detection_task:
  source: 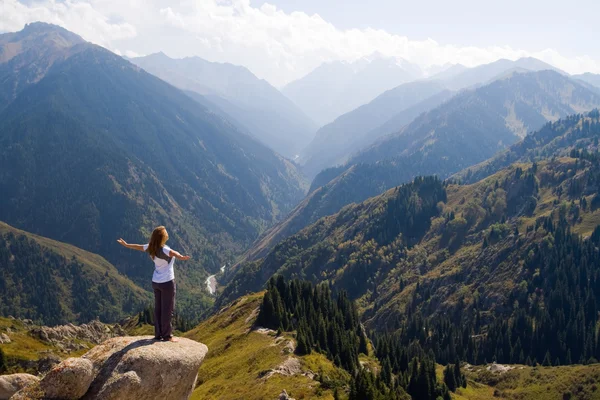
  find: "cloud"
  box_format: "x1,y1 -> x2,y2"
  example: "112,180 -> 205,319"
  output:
2,0 -> 600,86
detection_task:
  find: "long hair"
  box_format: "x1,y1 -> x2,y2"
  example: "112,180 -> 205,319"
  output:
147,226 -> 168,259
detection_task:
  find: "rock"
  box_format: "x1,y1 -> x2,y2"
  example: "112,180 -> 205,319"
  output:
486,362 -> 514,374
278,389 -> 296,400
0,374 -> 39,400
0,334 -> 10,344
11,358 -> 94,400
261,357 -> 314,380
82,336 -> 207,400
37,354 -> 61,374
28,320 -> 125,351
42,358 -> 94,399
11,336 -> 207,400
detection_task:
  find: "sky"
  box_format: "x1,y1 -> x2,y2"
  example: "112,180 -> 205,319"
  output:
2,0 -> 600,87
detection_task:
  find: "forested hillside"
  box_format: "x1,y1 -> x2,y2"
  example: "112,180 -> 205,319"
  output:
237,75 -> 600,267
131,52 -> 317,158
455,110 -> 600,183
0,23 -> 307,319
222,176 -> 446,304
0,221 -> 148,325
222,154 -> 600,370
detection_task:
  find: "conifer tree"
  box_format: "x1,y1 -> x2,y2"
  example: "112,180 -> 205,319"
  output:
0,347 -> 6,373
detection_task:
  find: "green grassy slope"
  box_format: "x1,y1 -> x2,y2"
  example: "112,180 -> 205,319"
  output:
0,221 -> 149,325
185,293 -> 349,400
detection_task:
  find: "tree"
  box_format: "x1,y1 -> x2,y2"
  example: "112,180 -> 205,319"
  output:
443,364 -> 457,392
0,347 -> 7,373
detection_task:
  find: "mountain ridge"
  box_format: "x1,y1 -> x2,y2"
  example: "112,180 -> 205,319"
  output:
130,52 -> 317,158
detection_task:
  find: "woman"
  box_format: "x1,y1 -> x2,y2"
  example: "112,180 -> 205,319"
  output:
117,226 -> 190,342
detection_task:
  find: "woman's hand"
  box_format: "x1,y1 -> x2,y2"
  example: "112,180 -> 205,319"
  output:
179,255 -> 191,261
117,239 -> 145,251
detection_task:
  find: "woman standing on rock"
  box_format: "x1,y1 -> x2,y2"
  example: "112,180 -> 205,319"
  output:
117,226 -> 190,342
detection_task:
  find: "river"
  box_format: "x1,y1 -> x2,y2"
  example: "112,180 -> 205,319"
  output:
206,265 -> 226,295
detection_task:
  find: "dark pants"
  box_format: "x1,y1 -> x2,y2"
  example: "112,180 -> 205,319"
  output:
152,280 -> 175,339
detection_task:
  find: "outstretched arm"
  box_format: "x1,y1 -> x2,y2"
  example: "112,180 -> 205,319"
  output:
169,249 -> 191,261
117,238 -> 145,251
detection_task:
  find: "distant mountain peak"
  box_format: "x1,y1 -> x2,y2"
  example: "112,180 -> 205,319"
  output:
17,21 -> 85,44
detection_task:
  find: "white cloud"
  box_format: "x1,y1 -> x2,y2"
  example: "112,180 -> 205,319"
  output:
2,0 -> 600,86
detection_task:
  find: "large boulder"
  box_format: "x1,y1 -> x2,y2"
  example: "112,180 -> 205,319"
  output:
11,336 -> 208,400
0,374 -> 39,400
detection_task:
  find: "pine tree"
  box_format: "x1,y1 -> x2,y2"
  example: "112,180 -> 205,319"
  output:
0,347 -> 6,373
359,330 -> 368,355
453,360 -> 462,388
333,387 -> 340,400
543,351 -> 552,366
443,364 -> 457,392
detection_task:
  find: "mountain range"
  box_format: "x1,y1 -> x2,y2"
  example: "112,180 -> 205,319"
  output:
299,80 -> 452,178
222,112 -> 600,361
297,57 -> 573,178
130,52 -> 317,158
237,70 -> 600,264
282,55 -> 422,126
0,22 -> 307,319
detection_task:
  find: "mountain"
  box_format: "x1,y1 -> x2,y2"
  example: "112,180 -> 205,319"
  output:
453,109 -> 600,184
0,221 -> 149,325
573,72 -> 600,89
130,52 -> 317,158
428,63 -> 469,80
0,22 -> 85,110
0,22 -> 306,320
352,70 -> 600,169
233,73 -> 600,274
222,151 -> 600,364
239,162 -> 411,263
282,55 -> 422,126
442,57 -> 565,90
299,80 -> 452,177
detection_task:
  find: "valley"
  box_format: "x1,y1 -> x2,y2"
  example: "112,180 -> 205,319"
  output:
2,14 -> 600,400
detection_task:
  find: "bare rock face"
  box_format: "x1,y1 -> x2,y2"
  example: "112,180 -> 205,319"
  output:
28,320 -> 125,352
81,336 -> 207,400
42,358 -> 94,399
278,389 -> 296,400
10,336 -> 208,400
0,334 -> 10,344
0,374 -> 39,400
10,358 -> 93,400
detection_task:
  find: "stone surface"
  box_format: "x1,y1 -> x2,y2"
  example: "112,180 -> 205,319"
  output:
82,336 -> 208,400
278,389 -> 296,400
0,334 -> 10,344
28,320 -> 125,352
42,358 -> 94,399
10,336 -> 207,400
36,354 -> 61,374
0,374 -> 39,400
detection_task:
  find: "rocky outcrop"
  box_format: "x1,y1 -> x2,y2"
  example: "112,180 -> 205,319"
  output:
28,320 -> 125,352
278,389 -> 296,400
10,336 -> 208,400
0,334 -> 10,344
0,374 -> 38,400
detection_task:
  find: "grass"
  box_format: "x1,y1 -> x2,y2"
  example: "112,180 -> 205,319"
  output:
184,293 -> 344,400
459,363 -> 600,400
0,317 -> 90,373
